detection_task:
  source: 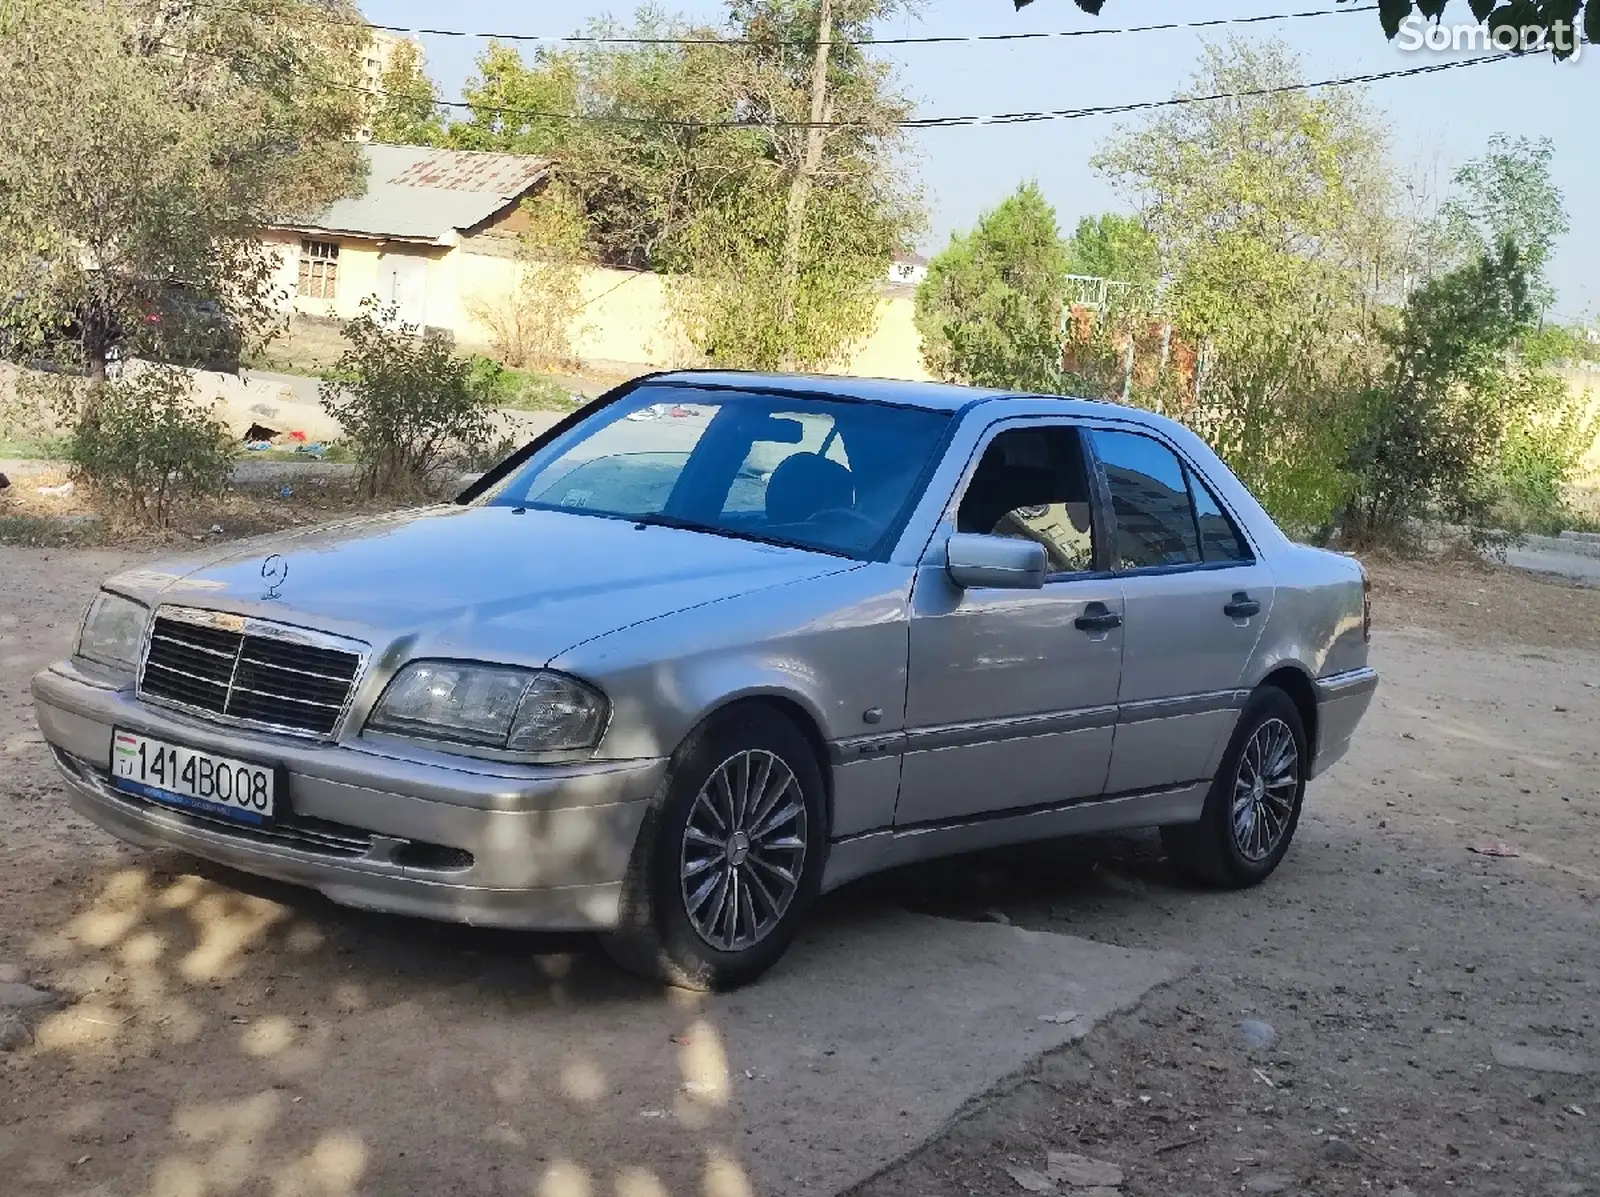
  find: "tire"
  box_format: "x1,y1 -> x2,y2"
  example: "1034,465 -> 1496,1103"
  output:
1161,686 -> 1308,888
602,705 -> 827,991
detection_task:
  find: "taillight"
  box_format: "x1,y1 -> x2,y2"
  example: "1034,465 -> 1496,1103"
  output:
1361,566 -> 1372,643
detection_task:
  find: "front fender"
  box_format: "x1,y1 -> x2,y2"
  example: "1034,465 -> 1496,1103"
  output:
551,563 -> 914,764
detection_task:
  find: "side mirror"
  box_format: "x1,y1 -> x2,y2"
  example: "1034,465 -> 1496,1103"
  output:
945,533 -> 1047,590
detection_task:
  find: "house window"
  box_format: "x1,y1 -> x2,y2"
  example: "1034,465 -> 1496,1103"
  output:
298,240 -> 339,299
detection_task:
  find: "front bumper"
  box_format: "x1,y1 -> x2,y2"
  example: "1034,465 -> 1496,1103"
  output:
32,662 -> 666,931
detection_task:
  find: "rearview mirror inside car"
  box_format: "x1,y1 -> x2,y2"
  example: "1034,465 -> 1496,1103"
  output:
753,415 -> 806,444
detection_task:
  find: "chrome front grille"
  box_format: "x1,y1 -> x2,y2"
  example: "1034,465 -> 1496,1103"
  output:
138,608 -> 366,737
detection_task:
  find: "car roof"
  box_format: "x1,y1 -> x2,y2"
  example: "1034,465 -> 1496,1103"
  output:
643,370 -> 1126,418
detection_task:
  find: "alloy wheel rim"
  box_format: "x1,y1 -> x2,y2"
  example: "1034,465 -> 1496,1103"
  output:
680,749 -> 808,952
1231,717 -> 1299,862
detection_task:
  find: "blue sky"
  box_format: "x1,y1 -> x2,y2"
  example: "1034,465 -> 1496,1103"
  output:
364,0 -> 1597,320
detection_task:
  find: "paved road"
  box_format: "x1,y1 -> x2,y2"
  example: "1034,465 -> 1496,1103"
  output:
1500,539 -> 1600,585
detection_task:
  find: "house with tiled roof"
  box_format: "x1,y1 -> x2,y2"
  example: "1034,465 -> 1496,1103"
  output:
259,142 -> 939,381
261,143 -> 552,334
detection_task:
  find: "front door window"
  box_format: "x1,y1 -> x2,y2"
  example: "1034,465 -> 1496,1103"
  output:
956,426 -> 1097,575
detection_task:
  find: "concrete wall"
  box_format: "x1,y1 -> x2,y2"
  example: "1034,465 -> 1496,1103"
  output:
450,259 -> 934,381
260,233 -> 934,381
1559,369 -> 1600,519
1562,369 -> 1600,476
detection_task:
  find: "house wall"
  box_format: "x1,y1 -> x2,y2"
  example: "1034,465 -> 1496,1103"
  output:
263,231 -> 451,330
260,232 -> 936,381
1559,368 -> 1600,486
263,231 -> 396,323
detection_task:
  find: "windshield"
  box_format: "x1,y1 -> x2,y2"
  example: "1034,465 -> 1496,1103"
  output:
484,384 -> 951,558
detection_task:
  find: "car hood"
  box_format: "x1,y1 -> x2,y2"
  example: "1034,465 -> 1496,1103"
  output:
104,505 -> 858,666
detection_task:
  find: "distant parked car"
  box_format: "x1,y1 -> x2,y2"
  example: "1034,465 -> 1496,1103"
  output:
0,279 -> 241,375
33,371 -> 1377,990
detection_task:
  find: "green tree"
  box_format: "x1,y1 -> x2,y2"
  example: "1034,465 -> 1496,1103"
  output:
419,3 -> 921,370
673,178 -> 909,371
369,37 -> 447,146
322,300 -> 496,497
1092,38 -> 1401,530
0,0 -> 368,383
669,0 -> 921,369
67,367 -> 235,527
561,17 -> 754,268
1063,213 -> 1160,284
445,42 -> 581,157
1343,240 -> 1538,545
914,183 -> 1074,391
1439,134 -> 1568,315
1028,1 -> 1599,60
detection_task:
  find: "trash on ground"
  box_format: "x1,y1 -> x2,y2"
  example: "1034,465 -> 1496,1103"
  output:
1491,1042 -> 1595,1075
1047,1150 -> 1123,1187
278,485 -> 293,500
1324,1137 -> 1364,1163
245,440 -> 273,452
1038,1010 -> 1080,1025
35,481 -> 74,498
289,430 -> 308,442
1468,838 -> 1521,858
1004,1164 -> 1056,1193
1239,1019 -> 1276,1049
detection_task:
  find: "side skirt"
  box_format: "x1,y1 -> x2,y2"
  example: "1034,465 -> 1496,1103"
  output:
819,781 -> 1208,895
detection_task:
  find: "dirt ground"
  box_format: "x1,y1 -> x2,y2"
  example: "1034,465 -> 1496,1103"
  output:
2,549 -> 1598,1196
855,560 -> 1600,1197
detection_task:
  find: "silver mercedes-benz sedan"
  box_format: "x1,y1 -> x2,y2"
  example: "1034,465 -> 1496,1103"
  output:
33,371 -> 1377,989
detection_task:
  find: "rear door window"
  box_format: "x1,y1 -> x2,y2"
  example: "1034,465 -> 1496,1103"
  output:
1090,430 -> 1202,570
1187,467 -> 1253,563
1090,430 -> 1256,570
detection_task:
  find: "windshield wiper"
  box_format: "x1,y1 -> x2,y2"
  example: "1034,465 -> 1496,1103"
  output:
628,513 -> 846,557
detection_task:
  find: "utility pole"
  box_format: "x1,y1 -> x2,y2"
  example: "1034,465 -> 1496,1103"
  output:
778,0 -> 832,368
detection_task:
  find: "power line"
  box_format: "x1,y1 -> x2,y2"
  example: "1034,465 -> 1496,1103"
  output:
391,53 -> 1511,132
192,2 -> 1378,49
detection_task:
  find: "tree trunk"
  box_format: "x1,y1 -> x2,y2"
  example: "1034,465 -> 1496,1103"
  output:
777,0 -> 832,370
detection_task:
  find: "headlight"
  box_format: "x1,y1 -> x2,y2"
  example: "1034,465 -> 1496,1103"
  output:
76,592 -> 149,673
366,662 -> 608,755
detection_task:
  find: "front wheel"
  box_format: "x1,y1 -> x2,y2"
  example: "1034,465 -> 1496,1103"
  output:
602,706 -> 826,991
1161,686 -> 1307,888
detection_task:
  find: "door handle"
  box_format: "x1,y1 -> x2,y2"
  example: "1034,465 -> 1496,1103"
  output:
1224,592 -> 1261,619
1074,603 -> 1124,634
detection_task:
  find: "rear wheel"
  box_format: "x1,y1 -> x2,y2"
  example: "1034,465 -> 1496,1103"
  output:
1161,686 -> 1307,888
602,706 -> 826,991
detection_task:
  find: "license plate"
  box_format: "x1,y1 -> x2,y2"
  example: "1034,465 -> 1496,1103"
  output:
111,730 -> 275,825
